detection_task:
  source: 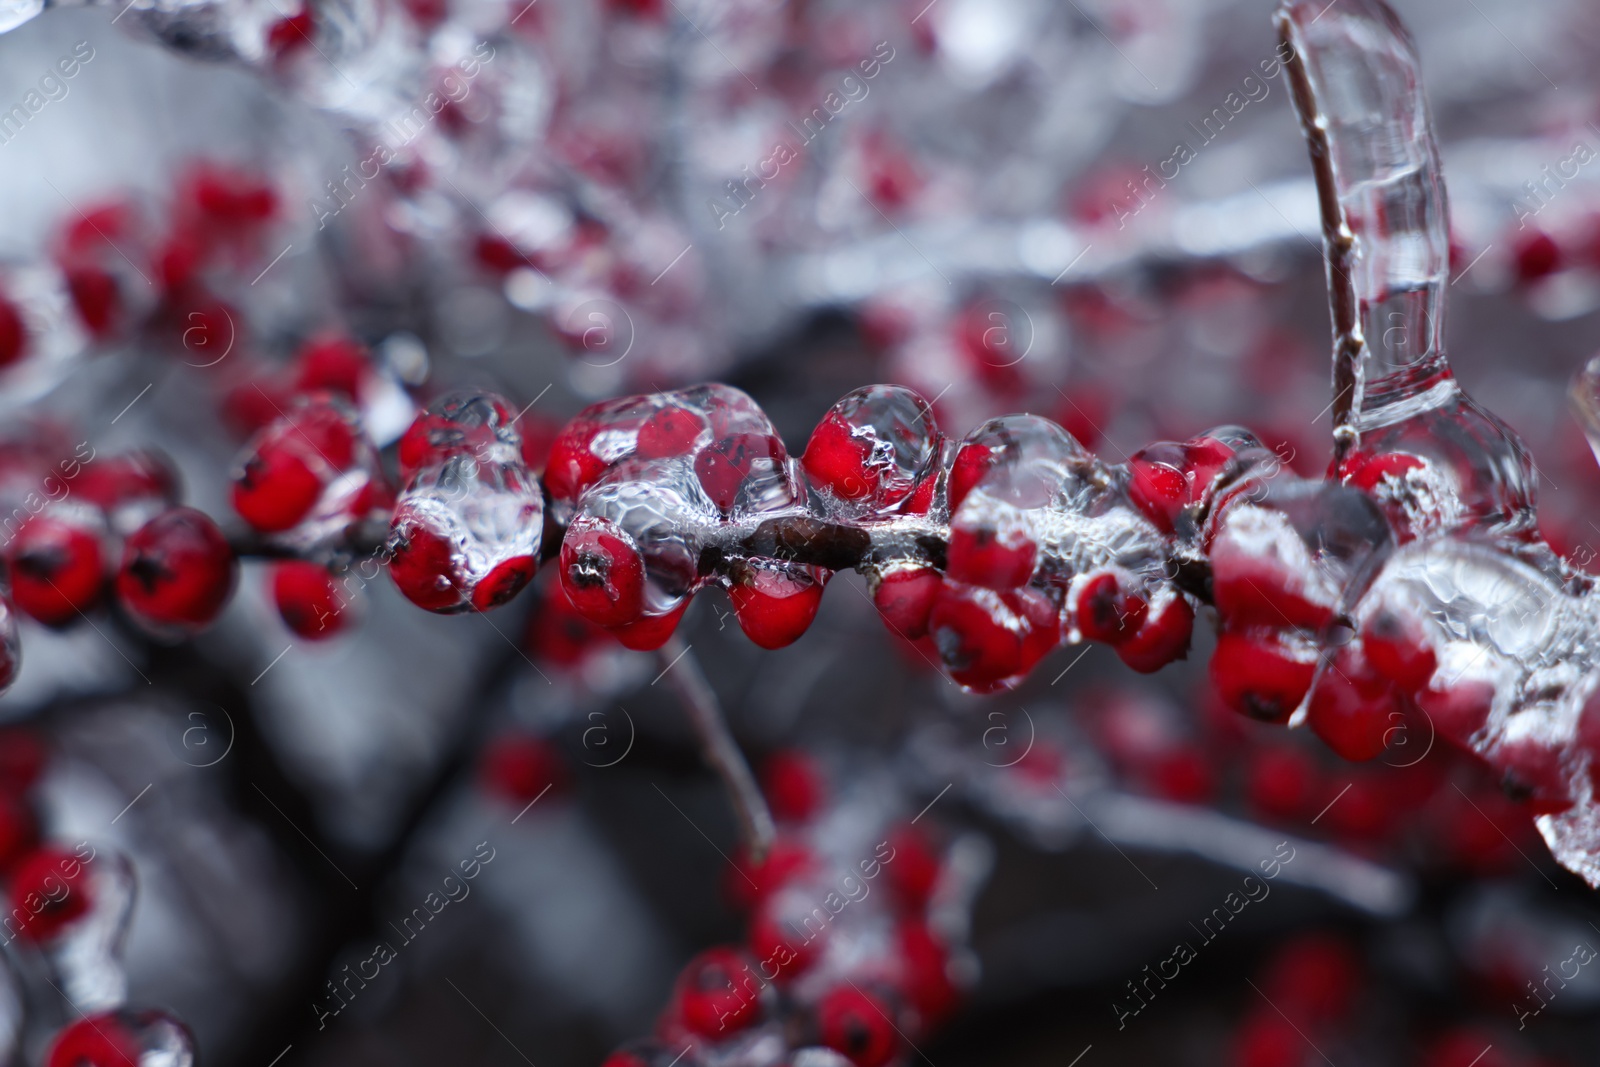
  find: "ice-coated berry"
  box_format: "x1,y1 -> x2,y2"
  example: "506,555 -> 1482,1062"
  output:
760,751 -> 825,824
945,523 -> 1036,590
817,987 -> 899,1067
1073,572 -> 1147,645
1307,648 -> 1398,761
728,561 -> 826,650
7,513 -> 104,626
559,517 -> 646,628
670,946 -> 762,1037
870,565 -> 940,639
10,846 -> 91,942
116,508 -> 237,635
928,583 -> 1057,692
271,561 -> 348,639
387,391 -> 544,614
0,290 -> 28,369
1211,629 -> 1317,724
802,385 -> 939,511
1113,594 -> 1194,674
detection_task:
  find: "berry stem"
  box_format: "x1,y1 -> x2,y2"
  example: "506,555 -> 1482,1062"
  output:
655,634 -> 776,861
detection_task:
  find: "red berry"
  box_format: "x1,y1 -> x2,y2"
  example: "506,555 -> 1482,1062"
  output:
0,291 -> 27,368
0,794 -> 37,877
884,824 -> 940,909
635,405 -> 708,460
871,565 -> 941,639
560,519 -> 646,628
1177,434 -> 1242,507
1307,649 -> 1398,762
608,601 -> 689,651
729,563 -> 825,650
387,523 -> 463,613
0,729 -> 45,795
231,447 -> 322,533
65,266 -> 120,339
45,1014 -> 144,1067
1114,594 -> 1194,674
480,735 -> 569,804
946,523 -> 1037,590
544,419 -> 611,505
1414,679 -> 1494,749
292,334 -> 369,400
1210,629 -> 1317,724
1262,934 -> 1360,1025
10,846 -> 92,942
1246,745 -> 1320,822
1359,610 -> 1437,695
695,433 -> 785,515
802,413 -> 875,500
1127,451 -> 1187,533
1211,532 -> 1335,631
670,947 -> 762,1037
1513,230 -> 1562,283
1231,1010 -> 1302,1067
928,584 -> 1057,692
724,838 -> 815,911
817,987 -> 899,1067
117,508 -> 237,634
896,922 -> 958,1024
946,443 -> 992,512
748,890 -> 825,981
472,555 -> 537,612
271,561 -> 346,640
1074,573 -> 1147,645
7,514 -> 104,626
760,751 -> 825,824
1494,738 -> 1573,815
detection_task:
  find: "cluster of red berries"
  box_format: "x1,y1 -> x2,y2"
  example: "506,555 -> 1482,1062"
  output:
0,438 -> 239,682
604,752 -> 969,1067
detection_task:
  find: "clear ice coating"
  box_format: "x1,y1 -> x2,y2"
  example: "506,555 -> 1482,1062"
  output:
1279,0 -> 1600,883
386,390 -> 543,613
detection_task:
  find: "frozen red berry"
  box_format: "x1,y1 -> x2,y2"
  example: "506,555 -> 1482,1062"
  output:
946,443 -> 992,512
760,751 -> 825,824
1114,594 -> 1194,673
6,514 -> 104,627
729,562 -> 826,650
1359,609 -> 1437,695
10,846 -> 92,942
1074,572 -> 1147,645
232,447 -> 321,533
670,946 -> 762,1037
817,986 -> 899,1067
1307,649 -> 1398,762
802,412 -> 875,500
1210,629 -> 1317,724
0,290 -> 27,369
271,561 -> 347,640
946,523 -> 1037,590
635,404 -> 708,460
695,433 -> 786,515
871,565 -> 941,639
928,584 -> 1057,692
560,518 -> 646,628
116,508 -> 238,635
480,735 -> 569,804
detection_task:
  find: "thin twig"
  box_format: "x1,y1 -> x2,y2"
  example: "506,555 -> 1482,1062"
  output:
656,634 -> 775,861
1278,5 -> 1364,467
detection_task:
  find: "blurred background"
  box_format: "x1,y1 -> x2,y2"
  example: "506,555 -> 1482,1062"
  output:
0,0 -> 1599,1064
